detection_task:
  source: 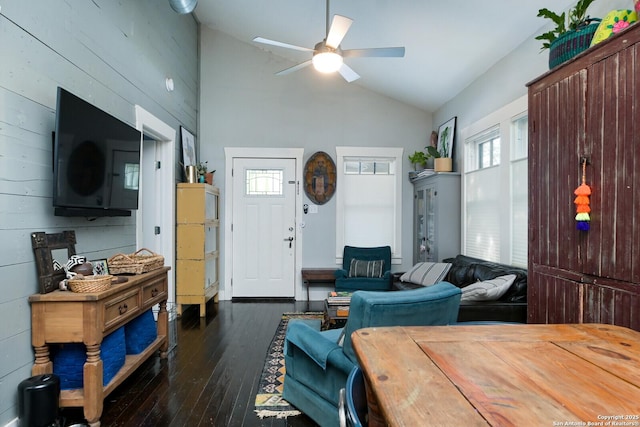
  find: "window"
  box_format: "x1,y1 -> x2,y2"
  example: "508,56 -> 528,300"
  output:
461,95 -> 528,267
479,136 -> 500,168
335,147 -> 403,264
245,169 -> 283,196
344,160 -> 391,175
466,126 -> 500,171
510,114 -> 528,266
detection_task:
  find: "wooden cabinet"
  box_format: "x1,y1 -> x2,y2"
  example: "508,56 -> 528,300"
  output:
176,183 -> 220,317
29,268 -> 169,427
412,173 -> 460,263
527,24 -> 640,331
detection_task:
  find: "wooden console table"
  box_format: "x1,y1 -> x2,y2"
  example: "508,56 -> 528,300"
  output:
352,324 -> 640,426
301,268 -> 337,302
29,267 -> 170,427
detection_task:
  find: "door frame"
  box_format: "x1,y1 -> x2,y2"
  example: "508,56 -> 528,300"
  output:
223,147 -> 304,300
134,105 -> 176,310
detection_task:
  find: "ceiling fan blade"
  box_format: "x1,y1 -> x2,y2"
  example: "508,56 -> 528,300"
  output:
325,15 -> 353,49
275,60 -> 312,76
253,37 -> 314,53
338,63 -> 360,82
342,47 -> 406,58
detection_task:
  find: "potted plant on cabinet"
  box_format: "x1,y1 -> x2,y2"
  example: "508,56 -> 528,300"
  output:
408,151 -> 427,171
196,161 -> 215,185
427,119 -> 454,173
427,146 -> 452,172
535,0 -> 600,69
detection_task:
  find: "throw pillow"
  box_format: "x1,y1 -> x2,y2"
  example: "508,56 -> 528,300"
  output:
400,262 -> 452,286
590,10 -> 638,47
460,274 -> 516,302
348,259 -> 385,278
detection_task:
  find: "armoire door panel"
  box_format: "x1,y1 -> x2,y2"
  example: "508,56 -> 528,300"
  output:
528,268 -> 582,325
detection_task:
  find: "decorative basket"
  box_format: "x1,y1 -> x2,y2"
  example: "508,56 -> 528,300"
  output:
108,248 -> 164,275
67,274 -> 113,293
54,326 -> 125,389
549,21 -> 600,69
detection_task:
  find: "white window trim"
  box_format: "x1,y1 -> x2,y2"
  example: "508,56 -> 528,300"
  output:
335,146 -> 404,265
459,95 -> 527,265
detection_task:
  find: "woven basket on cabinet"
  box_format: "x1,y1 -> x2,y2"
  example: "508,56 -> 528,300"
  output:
108,248 -> 164,275
67,275 -> 113,293
548,21 -> 600,69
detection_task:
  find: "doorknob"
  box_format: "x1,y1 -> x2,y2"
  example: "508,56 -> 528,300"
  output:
284,236 -> 294,248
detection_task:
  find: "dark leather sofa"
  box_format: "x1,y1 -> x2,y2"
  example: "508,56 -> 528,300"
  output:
393,254 -> 527,323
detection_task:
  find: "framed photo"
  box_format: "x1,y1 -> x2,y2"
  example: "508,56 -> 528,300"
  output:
92,259 -> 109,276
437,117 -> 456,158
180,126 -> 196,167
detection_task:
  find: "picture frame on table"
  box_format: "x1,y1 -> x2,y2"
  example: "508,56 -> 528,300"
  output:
180,126 -> 196,168
437,116 -> 456,158
92,259 -> 109,276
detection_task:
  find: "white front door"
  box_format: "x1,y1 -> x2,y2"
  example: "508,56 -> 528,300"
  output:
232,158 -> 296,297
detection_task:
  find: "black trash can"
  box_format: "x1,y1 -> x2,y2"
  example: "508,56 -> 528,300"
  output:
18,374 -> 60,427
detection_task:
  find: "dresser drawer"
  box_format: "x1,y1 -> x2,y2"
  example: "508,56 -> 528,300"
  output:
142,277 -> 167,308
104,289 -> 140,331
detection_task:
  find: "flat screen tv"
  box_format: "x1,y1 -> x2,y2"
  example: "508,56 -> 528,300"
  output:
53,87 -> 142,217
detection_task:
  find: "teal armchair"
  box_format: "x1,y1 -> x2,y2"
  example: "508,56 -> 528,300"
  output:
335,246 -> 393,292
282,282 -> 462,427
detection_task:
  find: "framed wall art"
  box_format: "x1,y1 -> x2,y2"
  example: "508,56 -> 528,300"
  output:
91,259 -> 109,275
31,230 -> 77,293
437,116 -> 456,159
180,126 -> 196,167
304,151 -> 336,205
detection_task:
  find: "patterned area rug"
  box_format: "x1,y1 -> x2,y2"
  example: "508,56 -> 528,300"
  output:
254,312 -> 324,419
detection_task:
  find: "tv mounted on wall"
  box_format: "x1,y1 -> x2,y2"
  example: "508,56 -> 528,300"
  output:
53,87 -> 142,217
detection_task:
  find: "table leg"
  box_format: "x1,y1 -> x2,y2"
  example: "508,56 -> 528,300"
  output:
304,279 -> 310,311
158,300 -> 169,358
32,345 -> 53,375
83,343 -> 103,427
363,374 -> 385,427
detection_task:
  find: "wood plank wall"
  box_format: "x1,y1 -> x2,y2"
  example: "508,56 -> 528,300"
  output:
0,1 -> 198,423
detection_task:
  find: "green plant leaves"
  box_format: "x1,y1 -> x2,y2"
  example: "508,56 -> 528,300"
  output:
536,0 -> 597,50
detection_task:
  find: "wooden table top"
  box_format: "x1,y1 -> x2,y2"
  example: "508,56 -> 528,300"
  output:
301,268 -> 337,281
351,324 -> 640,427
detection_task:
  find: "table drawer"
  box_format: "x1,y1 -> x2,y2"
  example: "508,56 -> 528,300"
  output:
142,277 -> 167,308
104,289 -> 140,330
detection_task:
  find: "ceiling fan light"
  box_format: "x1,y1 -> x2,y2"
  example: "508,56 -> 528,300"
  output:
169,0 -> 198,14
312,52 -> 343,73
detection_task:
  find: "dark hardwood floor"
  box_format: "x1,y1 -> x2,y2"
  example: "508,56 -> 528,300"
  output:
62,300 -> 324,427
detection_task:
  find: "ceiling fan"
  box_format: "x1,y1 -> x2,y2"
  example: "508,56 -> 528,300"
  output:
252,0 -> 405,82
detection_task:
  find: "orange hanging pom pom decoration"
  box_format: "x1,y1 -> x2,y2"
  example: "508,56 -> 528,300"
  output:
574,183 -> 591,196
576,204 -> 591,213
574,159 -> 591,231
574,195 -> 590,205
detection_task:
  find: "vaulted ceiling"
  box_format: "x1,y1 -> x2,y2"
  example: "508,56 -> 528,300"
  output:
195,0 -> 575,112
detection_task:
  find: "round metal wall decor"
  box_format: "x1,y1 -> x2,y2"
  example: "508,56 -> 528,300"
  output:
304,151 -> 336,205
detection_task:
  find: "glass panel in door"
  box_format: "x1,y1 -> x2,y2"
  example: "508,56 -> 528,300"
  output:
424,187 -> 436,262
415,189 -> 425,262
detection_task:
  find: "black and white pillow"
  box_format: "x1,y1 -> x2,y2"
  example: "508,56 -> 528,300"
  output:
461,274 -> 516,302
400,262 -> 452,286
348,259 -> 385,278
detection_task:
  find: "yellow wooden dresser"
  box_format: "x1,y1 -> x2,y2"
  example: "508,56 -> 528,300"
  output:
176,183 -> 220,316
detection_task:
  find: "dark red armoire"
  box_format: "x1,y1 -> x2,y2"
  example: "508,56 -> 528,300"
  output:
527,23 -> 640,331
